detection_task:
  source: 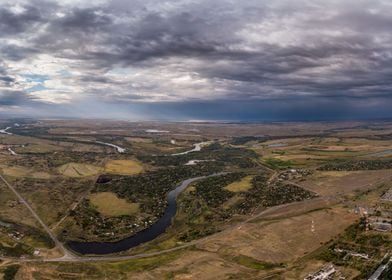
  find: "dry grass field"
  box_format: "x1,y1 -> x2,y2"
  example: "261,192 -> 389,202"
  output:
252,136 -> 392,167
129,140 -> 190,155
17,199 -> 353,279
0,184 -> 39,229
104,159 -> 144,175
1,120 -> 392,279
125,137 -> 153,143
57,162 -> 101,178
224,176 -> 254,192
17,143 -> 64,153
197,205 -> 357,264
301,170 -> 392,196
0,165 -> 51,179
89,192 -> 140,216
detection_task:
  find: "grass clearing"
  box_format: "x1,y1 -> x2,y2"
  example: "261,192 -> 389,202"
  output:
317,171 -> 355,177
232,255 -> 278,270
224,175 -> 254,192
89,192 -> 140,216
222,195 -> 243,209
301,170 -> 392,196
109,250 -> 183,272
125,137 -> 153,143
198,206 -> 357,264
0,166 -> 51,179
17,143 -> 64,153
104,159 -> 144,175
57,162 -> 101,178
264,158 -> 294,169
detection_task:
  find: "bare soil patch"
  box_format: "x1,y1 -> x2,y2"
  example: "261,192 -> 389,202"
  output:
301,170 -> 392,196
197,206 -> 357,264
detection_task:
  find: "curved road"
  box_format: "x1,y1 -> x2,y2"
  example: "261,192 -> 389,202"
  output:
2,196 -> 329,263
0,172 -> 227,262
0,170 -> 345,264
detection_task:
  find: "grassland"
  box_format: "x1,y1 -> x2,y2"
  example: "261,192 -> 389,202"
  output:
250,135 -> 392,168
263,158 -> 294,170
8,176 -> 92,226
231,255 -> 278,270
104,159 -> 144,175
0,119 -> 392,279
16,143 -> 64,153
197,205 -> 357,263
300,169 -> 392,197
57,162 -> 101,178
0,181 -> 39,228
89,192 -> 140,216
0,165 -> 51,179
224,175 -> 254,192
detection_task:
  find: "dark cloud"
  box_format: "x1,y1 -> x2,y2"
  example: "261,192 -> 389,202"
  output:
0,44 -> 38,61
0,5 -> 44,36
0,90 -> 34,106
0,0 -> 391,120
0,61 -> 14,87
0,76 -> 15,87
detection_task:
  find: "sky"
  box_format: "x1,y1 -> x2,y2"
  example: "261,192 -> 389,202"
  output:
0,0 -> 392,121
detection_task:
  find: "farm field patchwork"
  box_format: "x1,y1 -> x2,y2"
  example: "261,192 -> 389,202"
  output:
0,120 -> 391,279
104,159 -> 144,175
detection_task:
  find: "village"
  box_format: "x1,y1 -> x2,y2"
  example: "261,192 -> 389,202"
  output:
304,186 -> 392,279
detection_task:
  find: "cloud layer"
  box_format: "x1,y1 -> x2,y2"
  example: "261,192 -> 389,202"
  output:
0,0 -> 391,120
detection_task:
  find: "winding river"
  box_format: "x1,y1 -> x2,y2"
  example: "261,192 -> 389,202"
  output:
95,141 -> 126,153
171,141 -> 210,156
67,173 -> 224,255
0,127 -> 12,135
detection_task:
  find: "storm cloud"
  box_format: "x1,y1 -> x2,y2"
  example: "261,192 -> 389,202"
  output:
0,0 -> 391,120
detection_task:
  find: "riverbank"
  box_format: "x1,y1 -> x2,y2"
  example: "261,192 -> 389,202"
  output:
67,173 -> 225,255
172,141 -> 211,156
95,141 -> 126,153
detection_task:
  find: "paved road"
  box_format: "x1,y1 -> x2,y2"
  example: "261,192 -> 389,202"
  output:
0,172 -> 229,263
51,175 -> 100,232
0,174 -> 76,260
3,167 -> 384,264
368,255 -> 391,280
0,170 -> 328,263
0,196 -> 329,264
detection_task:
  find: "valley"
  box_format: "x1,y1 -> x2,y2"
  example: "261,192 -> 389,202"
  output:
0,120 -> 391,279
